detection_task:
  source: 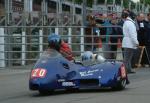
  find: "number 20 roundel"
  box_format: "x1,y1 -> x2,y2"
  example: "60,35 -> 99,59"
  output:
31,68 -> 47,78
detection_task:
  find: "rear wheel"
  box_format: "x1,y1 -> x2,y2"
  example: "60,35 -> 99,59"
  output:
66,88 -> 79,92
112,79 -> 127,90
39,89 -> 54,95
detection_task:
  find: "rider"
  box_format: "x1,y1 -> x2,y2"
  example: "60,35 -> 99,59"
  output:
48,33 -> 74,61
81,51 -> 105,63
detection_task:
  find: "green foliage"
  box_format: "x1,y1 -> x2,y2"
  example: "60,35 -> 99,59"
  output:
116,0 -> 121,4
74,0 -> 82,4
108,0 -> 114,4
145,0 -> 150,5
123,0 -> 129,8
97,0 -> 105,4
87,0 -> 93,7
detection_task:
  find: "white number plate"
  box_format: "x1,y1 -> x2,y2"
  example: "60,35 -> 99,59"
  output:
62,82 -> 75,86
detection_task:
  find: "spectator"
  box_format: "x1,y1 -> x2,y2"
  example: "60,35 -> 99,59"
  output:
101,14 -> 112,59
85,15 -> 101,51
117,18 -> 124,38
102,14 -> 112,43
133,13 -> 147,67
122,10 -> 139,73
85,15 -> 97,51
144,13 -> 150,65
109,17 -> 119,59
135,13 -> 147,46
145,13 -> 150,46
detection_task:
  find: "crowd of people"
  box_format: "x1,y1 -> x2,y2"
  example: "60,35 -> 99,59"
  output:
85,9 -> 150,73
85,12 -> 124,59
47,9 -> 150,74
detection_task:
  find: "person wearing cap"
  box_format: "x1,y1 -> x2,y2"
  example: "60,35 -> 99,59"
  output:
48,33 -> 74,61
122,10 -> 139,73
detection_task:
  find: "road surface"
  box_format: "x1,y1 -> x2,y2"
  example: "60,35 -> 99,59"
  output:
0,68 -> 150,103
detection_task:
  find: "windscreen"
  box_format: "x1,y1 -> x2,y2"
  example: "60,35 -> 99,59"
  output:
34,49 -> 62,66
39,49 -> 62,59
33,49 -> 62,69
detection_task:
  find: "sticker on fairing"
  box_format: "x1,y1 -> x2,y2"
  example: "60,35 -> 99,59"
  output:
62,82 -> 75,86
31,68 -> 47,78
79,69 -> 99,77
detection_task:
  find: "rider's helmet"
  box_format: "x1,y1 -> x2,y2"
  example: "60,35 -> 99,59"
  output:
81,51 -> 93,61
48,33 -> 61,51
93,54 -> 106,63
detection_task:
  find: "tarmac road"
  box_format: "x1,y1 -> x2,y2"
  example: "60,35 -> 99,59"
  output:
0,68 -> 150,103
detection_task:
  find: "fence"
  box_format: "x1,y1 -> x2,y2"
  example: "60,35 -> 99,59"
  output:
0,25 -> 123,67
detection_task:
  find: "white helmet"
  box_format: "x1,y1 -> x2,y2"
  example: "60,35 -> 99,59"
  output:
81,51 -> 93,61
93,54 -> 106,63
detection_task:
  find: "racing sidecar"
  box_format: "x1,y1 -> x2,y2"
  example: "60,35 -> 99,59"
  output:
29,49 -> 129,94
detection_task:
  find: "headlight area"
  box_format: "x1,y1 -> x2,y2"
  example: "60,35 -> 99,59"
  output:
31,68 -> 47,78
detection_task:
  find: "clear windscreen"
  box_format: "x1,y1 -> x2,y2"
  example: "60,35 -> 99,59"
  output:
39,49 -> 62,59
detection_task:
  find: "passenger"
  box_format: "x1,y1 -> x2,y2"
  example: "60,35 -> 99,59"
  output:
81,51 -> 105,63
93,54 -> 106,63
81,51 -> 93,62
48,33 -> 74,61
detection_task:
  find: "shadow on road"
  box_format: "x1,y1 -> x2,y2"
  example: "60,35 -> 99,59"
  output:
31,88 -> 130,97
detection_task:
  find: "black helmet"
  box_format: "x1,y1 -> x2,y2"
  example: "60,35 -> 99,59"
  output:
48,33 -> 61,51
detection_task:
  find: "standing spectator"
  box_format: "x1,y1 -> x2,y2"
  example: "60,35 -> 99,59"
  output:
109,17 -> 119,59
101,14 -> 112,59
135,13 -> 147,46
117,18 -> 124,39
144,13 -> 150,65
133,13 -> 147,67
145,13 -> 150,46
122,10 -> 139,73
85,15 -> 97,51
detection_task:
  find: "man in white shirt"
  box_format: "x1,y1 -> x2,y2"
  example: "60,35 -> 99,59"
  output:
122,10 -> 139,73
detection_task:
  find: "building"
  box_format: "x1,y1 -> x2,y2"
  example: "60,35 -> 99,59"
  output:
0,0 -> 87,67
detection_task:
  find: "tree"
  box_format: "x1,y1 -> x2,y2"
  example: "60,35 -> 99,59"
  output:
138,0 -> 150,5
116,0 -> 121,5
123,0 -> 129,8
144,0 -> 150,5
97,0 -> 105,4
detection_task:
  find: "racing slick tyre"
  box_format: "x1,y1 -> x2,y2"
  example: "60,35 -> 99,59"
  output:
66,88 -> 79,93
112,79 -> 127,90
39,89 -> 54,95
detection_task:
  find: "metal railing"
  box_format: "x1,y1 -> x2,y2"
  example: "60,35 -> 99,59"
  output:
0,25 -> 123,67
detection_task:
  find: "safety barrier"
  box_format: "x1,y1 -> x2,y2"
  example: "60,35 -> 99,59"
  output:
0,25 -> 123,67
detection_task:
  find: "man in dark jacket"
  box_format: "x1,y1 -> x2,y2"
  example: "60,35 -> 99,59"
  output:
135,13 -> 147,46
144,13 -> 150,65
145,13 -> 150,46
